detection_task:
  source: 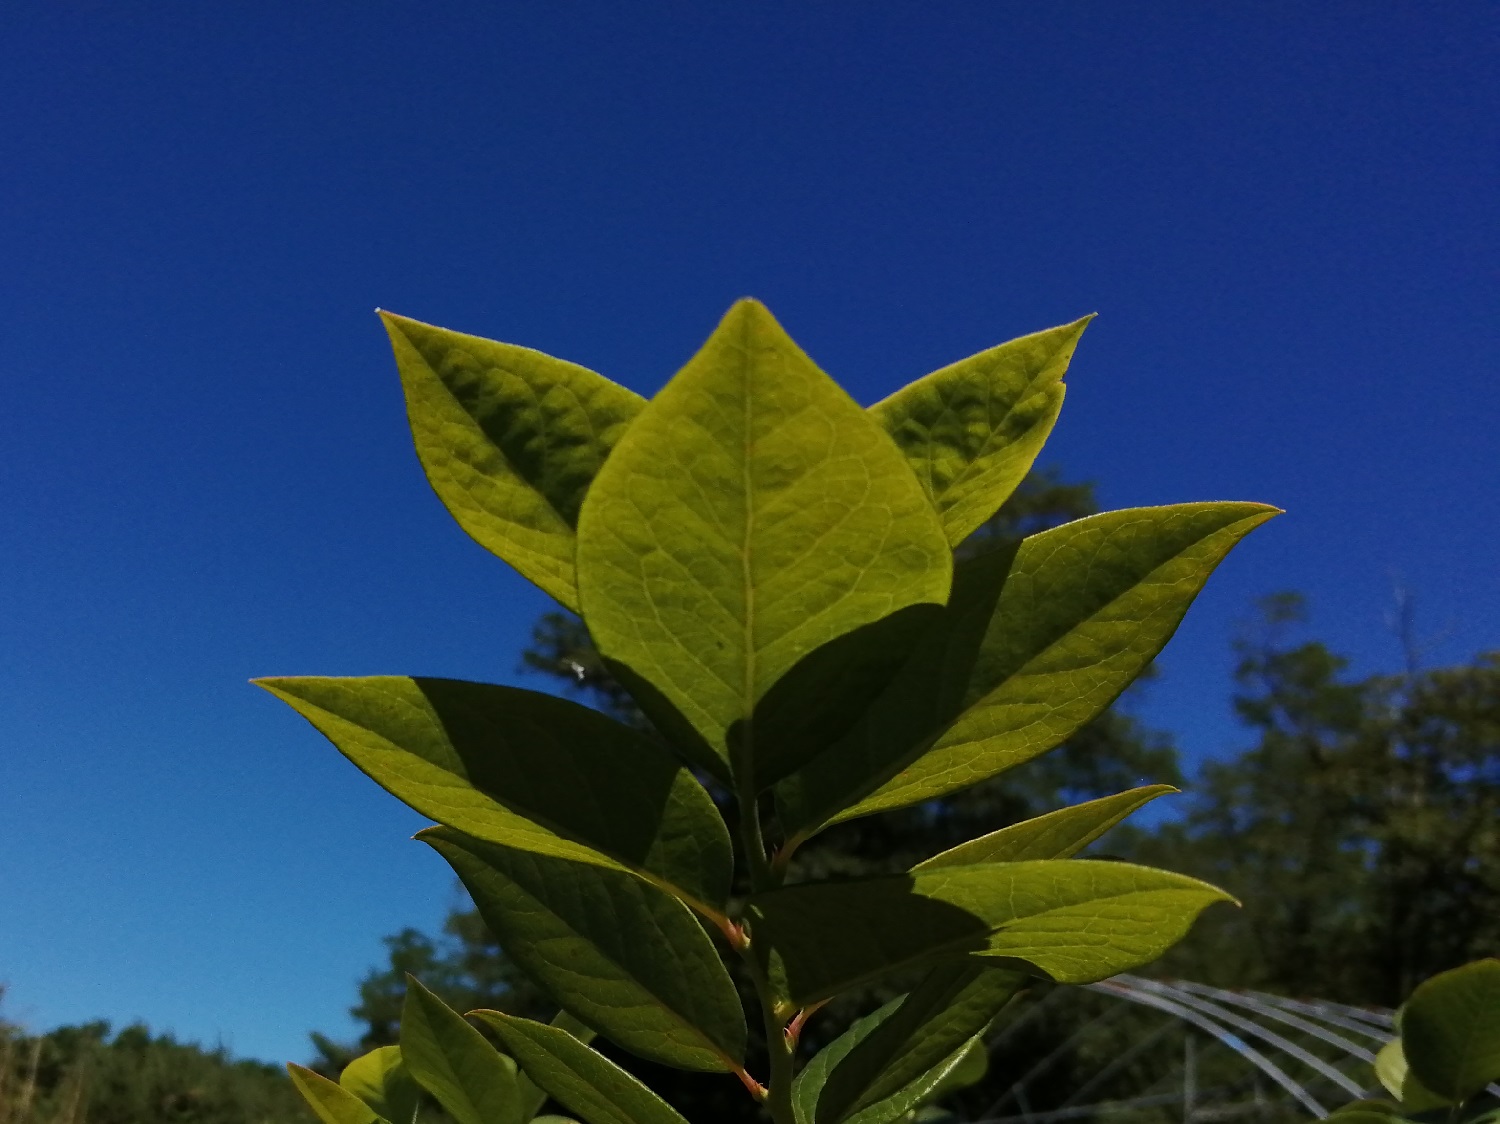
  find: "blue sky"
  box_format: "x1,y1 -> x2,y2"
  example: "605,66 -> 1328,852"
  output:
2,2 -> 1495,1066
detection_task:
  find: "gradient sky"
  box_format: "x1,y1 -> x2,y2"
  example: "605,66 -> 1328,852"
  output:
2,2 -> 1495,1066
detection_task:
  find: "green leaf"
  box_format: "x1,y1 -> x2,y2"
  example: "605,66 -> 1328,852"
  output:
1375,1039 -> 1453,1112
254,676 -> 731,914
400,975 -> 522,1124
381,312 -> 644,612
1328,1100 -> 1405,1117
748,603 -> 945,789
795,1002 -> 990,1124
340,1046 -> 422,1124
575,298 -> 952,788
922,1035 -> 988,1100
287,1064 -> 390,1124
516,1011 -> 597,1122
871,316 -> 1090,546
471,1013 -> 692,1124
749,859 -> 1231,1005
422,828 -> 746,1073
807,791 -> 1158,1121
914,786 -> 1177,870
799,962 -> 1024,1124
1401,958 -> 1500,1103
779,502 -> 1278,839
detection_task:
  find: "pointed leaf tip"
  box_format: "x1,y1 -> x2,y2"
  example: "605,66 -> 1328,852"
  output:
576,299 -> 951,787
872,314 -> 1097,545
380,310 -> 644,609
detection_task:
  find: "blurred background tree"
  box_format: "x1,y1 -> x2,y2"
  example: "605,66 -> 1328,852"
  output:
1142,593 -> 1500,1006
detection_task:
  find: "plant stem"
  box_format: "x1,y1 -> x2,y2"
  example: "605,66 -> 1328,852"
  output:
735,773 -> 797,1122
738,782 -> 772,891
739,937 -> 797,1124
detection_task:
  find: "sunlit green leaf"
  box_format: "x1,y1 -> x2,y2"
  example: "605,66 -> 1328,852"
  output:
779,503 -> 1277,840
287,1064 -> 389,1124
872,316 -> 1090,546
575,298 -> 952,788
799,962 -> 1024,1124
1374,1039 -> 1452,1112
340,1046 -> 421,1124
255,676 -> 730,913
914,786 -> 1177,870
400,975 -> 522,1124
381,311 -> 644,611
423,828 -> 745,1073
1401,958 -> 1500,1103
750,859 -> 1231,1005
472,1013 -> 692,1124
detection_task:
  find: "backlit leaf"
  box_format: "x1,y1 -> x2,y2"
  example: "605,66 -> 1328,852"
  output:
575,298 -> 951,787
872,317 -> 1090,546
401,975 -> 522,1124
749,860 -> 1230,1005
255,676 -> 730,914
340,1046 -> 421,1124
779,503 -> 1277,840
472,1013 -> 691,1124
1374,1039 -> 1452,1112
381,312 -> 644,611
914,786 -> 1177,870
287,1065 -> 389,1124
422,828 -> 746,1074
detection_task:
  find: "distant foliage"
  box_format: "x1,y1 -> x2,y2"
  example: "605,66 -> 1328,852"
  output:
0,1007 -> 302,1124
1145,594 -> 1500,1004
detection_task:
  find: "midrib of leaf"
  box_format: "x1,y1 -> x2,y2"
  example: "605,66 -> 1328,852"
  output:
739,313 -> 759,786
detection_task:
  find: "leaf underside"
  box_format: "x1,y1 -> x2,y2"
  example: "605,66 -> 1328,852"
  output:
473,1013 -> 692,1124
423,828 -> 747,1074
871,315 -> 1091,547
287,1065 -> 388,1124
915,784 -> 1177,870
778,502 -> 1278,840
382,311 -> 645,611
401,975 -> 524,1124
255,675 -> 731,911
750,859 -> 1231,1005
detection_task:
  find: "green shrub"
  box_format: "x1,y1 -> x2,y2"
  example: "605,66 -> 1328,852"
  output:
262,300 -> 1275,1124
0,1014 -> 303,1124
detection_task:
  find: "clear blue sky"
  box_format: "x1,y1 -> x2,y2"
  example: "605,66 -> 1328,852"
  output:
2,2 -> 1495,1066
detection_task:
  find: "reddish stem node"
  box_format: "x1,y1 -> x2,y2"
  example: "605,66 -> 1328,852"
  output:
733,1065 -> 768,1101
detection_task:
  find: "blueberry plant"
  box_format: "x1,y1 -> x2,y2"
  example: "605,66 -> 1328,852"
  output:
263,300 -> 1277,1124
